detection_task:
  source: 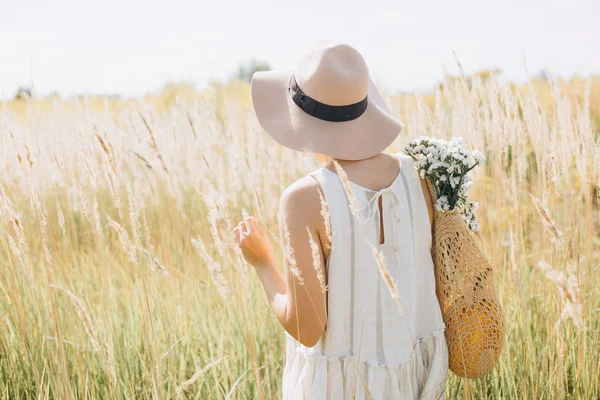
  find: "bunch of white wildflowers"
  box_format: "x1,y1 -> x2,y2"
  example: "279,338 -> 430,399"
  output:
404,136 -> 485,232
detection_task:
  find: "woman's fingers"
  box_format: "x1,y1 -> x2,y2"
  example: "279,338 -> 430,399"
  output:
231,217 -> 274,267
234,221 -> 248,239
233,218 -> 265,245
244,220 -> 253,235
240,221 -> 249,237
246,216 -> 265,236
232,225 -> 241,244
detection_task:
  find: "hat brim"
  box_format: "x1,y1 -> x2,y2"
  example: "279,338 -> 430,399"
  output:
251,71 -> 404,161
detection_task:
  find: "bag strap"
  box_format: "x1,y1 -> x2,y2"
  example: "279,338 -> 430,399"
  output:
425,174 -> 486,246
424,176 -> 438,205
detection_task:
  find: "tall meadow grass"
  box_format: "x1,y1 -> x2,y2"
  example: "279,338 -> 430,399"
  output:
0,74 -> 598,399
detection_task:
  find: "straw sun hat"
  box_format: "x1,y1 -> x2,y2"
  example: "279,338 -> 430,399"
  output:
250,43 -> 404,161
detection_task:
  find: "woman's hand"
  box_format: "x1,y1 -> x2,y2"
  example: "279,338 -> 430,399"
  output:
233,216 -> 275,268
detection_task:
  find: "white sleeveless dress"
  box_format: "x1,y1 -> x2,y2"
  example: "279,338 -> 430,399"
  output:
281,152 -> 448,400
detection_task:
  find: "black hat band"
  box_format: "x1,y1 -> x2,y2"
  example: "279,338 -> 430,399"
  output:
288,75 -> 368,122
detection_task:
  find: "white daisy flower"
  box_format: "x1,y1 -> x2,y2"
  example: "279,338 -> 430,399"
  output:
404,136 -> 484,232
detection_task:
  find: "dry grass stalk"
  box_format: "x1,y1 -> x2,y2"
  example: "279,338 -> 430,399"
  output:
176,98 -> 198,138
102,162 -> 123,219
127,185 -> 142,246
228,208 -> 250,288
179,356 -> 227,392
191,237 -> 229,299
203,187 -> 231,256
106,215 -> 138,263
0,187 -> 34,283
43,336 -> 80,348
508,221 -> 518,273
138,247 -> 168,274
50,284 -> 101,352
38,199 -> 53,265
94,130 -> 116,169
368,242 -> 404,315
105,340 -> 118,389
0,187 -> 27,247
318,190 -> 333,250
92,195 -> 102,242
332,160 -> 363,223
78,186 -> 92,225
306,227 -> 327,294
536,260 -> 583,330
141,208 -> 154,253
136,109 -> 170,174
157,331 -> 192,367
154,330 -> 192,383
94,130 -> 124,218
56,200 -> 67,237
24,144 -> 33,169
508,221 -> 521,292
129,149 -> 153,170
78,145 -> 99,190
530,194 -> 564,246
281,220 -> 304,285
7,235 -> 34,286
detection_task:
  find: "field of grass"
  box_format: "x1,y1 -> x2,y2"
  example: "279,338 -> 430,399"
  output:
0,73 -> 598,399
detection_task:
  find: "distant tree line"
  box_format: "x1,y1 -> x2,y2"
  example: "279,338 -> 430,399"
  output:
14,86 -> 32,101
235,59 -> 270,83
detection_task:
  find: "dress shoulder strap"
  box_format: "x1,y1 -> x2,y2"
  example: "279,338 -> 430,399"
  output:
397,151 -> 437,204
396,151 -> 434,250
397,152 -> 425,194
397,152 -> 417,177
309,167 -> 345,207
308,167 -> 354,228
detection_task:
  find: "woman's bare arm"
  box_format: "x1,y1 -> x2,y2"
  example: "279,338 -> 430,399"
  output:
233,177 -> 328,347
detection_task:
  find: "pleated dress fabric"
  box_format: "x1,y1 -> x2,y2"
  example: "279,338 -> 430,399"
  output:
281,152 -> 449,400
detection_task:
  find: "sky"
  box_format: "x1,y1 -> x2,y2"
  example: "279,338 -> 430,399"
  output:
1,0 -> 598,99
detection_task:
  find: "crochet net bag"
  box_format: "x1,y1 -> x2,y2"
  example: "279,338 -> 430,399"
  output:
425,179 -> 504,379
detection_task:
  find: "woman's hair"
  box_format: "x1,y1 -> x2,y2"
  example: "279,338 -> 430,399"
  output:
314,153 -> 331,165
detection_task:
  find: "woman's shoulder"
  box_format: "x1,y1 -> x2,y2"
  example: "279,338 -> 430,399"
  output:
279,173 -> 324,225
279,173 -> 331,256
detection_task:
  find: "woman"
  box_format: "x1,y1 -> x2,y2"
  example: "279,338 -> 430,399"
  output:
233,43 -> 448,399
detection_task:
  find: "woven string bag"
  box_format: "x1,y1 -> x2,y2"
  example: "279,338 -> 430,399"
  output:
425,179 -> 504,379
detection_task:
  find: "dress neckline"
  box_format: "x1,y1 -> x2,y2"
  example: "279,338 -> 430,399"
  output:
321,153 -> 405,194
